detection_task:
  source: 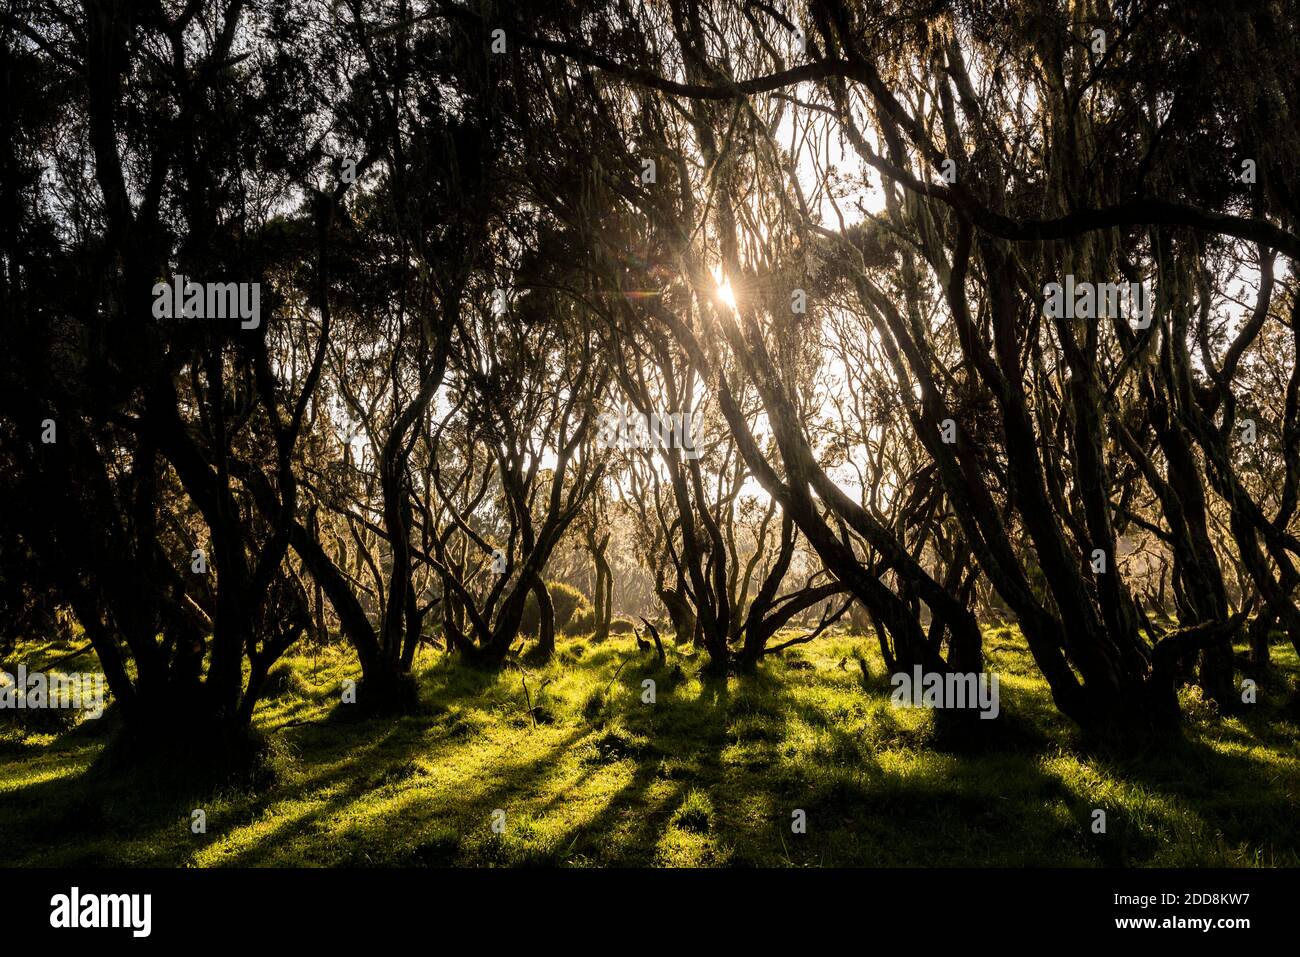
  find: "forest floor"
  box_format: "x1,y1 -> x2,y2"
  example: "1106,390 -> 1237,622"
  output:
2,626 -> 1298,867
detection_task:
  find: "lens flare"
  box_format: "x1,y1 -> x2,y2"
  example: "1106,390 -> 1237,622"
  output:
716,276 -> 737,310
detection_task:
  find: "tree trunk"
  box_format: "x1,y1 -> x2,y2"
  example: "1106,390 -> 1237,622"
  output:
530,575 -> 556,659
1248,610 -> 1274,666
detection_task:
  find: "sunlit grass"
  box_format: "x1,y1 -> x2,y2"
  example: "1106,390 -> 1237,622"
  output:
1,627 -> 1296,867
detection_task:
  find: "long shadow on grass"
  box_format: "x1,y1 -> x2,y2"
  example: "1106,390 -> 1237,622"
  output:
1080,730 -> 1300,862
222,708 -> 595,865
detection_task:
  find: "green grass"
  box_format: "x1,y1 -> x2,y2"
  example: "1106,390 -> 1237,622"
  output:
1,628 -> 1298,867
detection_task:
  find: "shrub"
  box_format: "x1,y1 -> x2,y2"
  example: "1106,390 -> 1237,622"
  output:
547,582 -> 586,631
263,662 -> 310,699
563,606 -> 596,637
519,581 -> 590,635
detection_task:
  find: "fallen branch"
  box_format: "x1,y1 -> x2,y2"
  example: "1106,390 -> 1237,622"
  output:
640,617 -> 666,666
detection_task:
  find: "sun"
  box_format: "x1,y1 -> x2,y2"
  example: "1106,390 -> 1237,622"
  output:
714,273 -> 737,310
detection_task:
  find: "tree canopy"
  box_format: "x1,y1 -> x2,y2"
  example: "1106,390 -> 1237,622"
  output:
2,0 -> 1298,761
